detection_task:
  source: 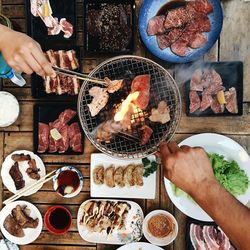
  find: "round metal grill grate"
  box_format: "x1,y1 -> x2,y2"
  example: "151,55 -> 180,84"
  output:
77,55 -> 181,159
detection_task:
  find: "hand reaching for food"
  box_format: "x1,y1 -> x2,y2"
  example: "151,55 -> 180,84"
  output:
0,24 -> 55,77
158,141 -> 217,196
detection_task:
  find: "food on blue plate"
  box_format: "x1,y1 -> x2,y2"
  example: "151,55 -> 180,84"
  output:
30,0 -> 73,38
9,162 -> 25,190
3,205 -> 38,237
79,200 -> 131,234
147,0 -> 213,56
149,101 -> 170,124
189,69 -> 238,114
38,109 -> 82,153
190,224 -> 235,250
44,49 -> 80,95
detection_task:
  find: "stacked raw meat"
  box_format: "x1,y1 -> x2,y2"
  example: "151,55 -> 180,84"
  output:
189,69 -> 238,114
44,49 -> 80,95
147,0 -> 213,56
38,109 -> 82,153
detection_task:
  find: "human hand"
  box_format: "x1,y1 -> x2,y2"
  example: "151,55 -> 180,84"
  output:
0,25 -> 55,77
158,141 -> 217,196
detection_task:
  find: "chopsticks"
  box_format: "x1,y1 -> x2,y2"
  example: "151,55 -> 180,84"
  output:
52,66 -> 108,86
3,170 -> 56,206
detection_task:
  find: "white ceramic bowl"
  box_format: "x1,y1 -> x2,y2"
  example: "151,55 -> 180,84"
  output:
143,210 -> 178,246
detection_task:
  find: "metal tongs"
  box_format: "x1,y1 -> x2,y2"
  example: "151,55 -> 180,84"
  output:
52,66 -> 108,86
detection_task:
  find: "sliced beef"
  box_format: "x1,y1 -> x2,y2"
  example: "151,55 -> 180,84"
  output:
171,38 -> 189,57
147,15 -> 166,36
211,98 -> 225,114
48,122 -> 58,153
189,33 -> 207,48
9,162 -> 25,190
203,84 -> 225,95
189,0 -> 213,15
201,69 -> 223,90
38,122 -> 50,153
189,91 -> 201,113
186,14 -> 211,33
4,214 -> 24,237
200,93 -> 213,111
225,87 -> 238,114
58,109 -> 77,125
57,125 -> 69,153
190,69 -> 203,91
164,7 -> 189,29
140,125 -> 153,145
68,122 -> 82,152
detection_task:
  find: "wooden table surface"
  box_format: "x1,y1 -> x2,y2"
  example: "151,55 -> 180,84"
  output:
0,0 -> 250,249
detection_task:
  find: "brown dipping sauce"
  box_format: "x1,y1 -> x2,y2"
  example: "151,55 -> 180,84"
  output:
49,208 -> 71,230
157,0 -> 186,15
147,214 -> 174,238
56,170 -> 80,196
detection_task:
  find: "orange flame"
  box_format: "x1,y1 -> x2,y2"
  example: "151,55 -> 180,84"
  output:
114,91 -> 139,122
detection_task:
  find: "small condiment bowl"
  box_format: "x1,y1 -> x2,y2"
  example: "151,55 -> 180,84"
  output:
143,210 -> 178,246
52,166 -> 83,198
44,205 -> 72,235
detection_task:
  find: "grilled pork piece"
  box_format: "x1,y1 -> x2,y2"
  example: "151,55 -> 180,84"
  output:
188,0 -> 213,15
189,91 -> 201,113
9,162 -> 25,190
149,101 -> 170,124
140,125 -> 153,145
4,214 -> 24,237
225,87 -> 238,114
38,122 -> 50,153
11,154 -> 31,162
147,15 -> 166,36
26,159 -> 40,180
93,165 -> 104,185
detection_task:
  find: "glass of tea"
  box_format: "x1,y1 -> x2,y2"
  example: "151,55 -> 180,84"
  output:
44,205 -> 72,235
53,166 -> 83,198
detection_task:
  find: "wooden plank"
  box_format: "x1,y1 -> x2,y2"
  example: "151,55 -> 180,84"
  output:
3,87 -> 33,101
174,207 -> 187,250
220,0 -> 250,102
21,246 -> 96,250
2,5 -> 25,18
204,41 -> 219,62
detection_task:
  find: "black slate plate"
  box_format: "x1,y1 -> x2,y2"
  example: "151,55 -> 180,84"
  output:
84,0 -> 135,54
26,0 -> 77,48
185,61 -> 243,116
33,103 -> 84,155
31,46 -> 82,100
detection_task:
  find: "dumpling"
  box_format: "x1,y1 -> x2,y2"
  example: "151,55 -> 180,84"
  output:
133,164 -> 144,186
123,164 -> 135,186
114,167 -> 125,187
104,165 -> 115,188
93,165 -> 104,185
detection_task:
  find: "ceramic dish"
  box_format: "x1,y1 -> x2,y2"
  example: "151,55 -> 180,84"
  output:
1,150 -> 46,196
0,200 -> 43,245
139,0 -> 223,63
117,242 -> 164,250
90,153 -> 156,199
143,210 -> 178,246
52,166 -> 83,198
164,133 -> 250,221
77,199 -> 144,245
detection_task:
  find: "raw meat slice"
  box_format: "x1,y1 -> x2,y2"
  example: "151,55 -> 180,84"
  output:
131,74 -> 151,110
140,125 -> 153,145
201,69 -> 222,89
203,84 -> 225,95
211,98 -> 225,113
190,69 -> 203,91
60,18 -> 73,38
68,122 -> 82,152
203,226 -> 220,250
189,33 -> 207,48
186,14 -> 211,33
58,109 -> 77,125
38,122 -> 50,153
225,87 -> 238,114
147,15 -> 166,36
189,91 -> 201,113
190,224 -> 207,250
190,0 -> 214,15
164,7 -> 189,29
200,93 -> 213,111
66,50 -> 79,70
57,125 -> 69,153
48,17 -> 61,35
171,38 -> 189,57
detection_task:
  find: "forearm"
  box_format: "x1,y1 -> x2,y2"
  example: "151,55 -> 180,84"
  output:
192,180 -> 250,250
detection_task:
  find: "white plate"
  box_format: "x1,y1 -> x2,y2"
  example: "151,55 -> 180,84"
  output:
164,133 -> 250,222
0,200 -> 43,245
117,242 -> 164,250
1,150 -> 46,196
90,153 -> 156,199
77,199 -> 144,245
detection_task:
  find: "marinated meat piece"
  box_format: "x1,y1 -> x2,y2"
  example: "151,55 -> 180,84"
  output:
46,50 -> 58,66
132,164 -> 144,186
93,165 -> 104,185
4,214 -> 24,237
48,17 -> 61,35
131,74 -> 151,110
225,87 -> 238,114
66,50 -> 79,70
201,69 -> 222,89
211,98 -> 225,114
190,69 -> 203,91
156,28 -> 183,50
189,33 -> 207,48
171,38 -> 189,57
60,18 -> 73,38
114,167 -> 125,187
203,84 -> 225,95
88,87 -> 109,117
189,0 -> 213,15
12,205 -> 39,229
38,122 -> 50,153
58,109 -> 77,125
104,166 -> 115,188
104,77 -> 124,93
140,125 -> 153,145
9,162 -> 25,190
57,125 -> 69,153
200,93 -> 213,111
123,164 -> 135,186
147,15 -> 166,36
48,123 -> 58,153
26,159 -> 40,180
185,14 -> 211,34
164,7 -> 189,29
149,101 -> 170,124
189,91 -> 201,113
11,154 -> 31,162
96,121 -> 115,143
68,122 -> 82,152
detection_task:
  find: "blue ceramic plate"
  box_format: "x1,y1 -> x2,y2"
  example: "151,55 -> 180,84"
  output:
139,0 -> 223,63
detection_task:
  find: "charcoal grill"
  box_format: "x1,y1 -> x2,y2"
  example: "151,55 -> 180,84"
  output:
77,55 -> 181,159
